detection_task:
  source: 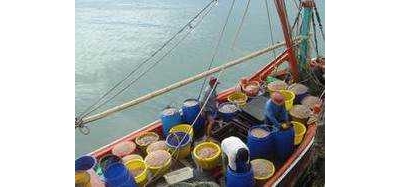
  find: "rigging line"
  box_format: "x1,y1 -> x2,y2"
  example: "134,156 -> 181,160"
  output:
313,3 -> 325,41
289,0 -> 299,32
311,11 -> 319,56
282,0 -> 290,29
291,0 -> 299,9
231,0 -> 251,50
145,68 -> 226,186
77,0 -> 217,119
264,0 -> 277,59
80,2 -> 216,119
197,0 -> 237,100
295,0 -> 302,35
290,4 -> 302,36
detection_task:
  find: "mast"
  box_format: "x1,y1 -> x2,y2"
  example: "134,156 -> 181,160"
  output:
274,0 -> 300,82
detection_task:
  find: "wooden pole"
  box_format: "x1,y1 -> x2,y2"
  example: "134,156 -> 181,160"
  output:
81,37 -> 304,125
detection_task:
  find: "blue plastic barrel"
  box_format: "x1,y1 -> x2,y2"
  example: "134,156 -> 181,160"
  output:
217,102 -> 239,122
75,155 -> 96,171
99,154 -> 122,171
275,127 -> 295,163
161,107 -> 182,137
182,99 -> 205,136
226,166 -> 254,187
104,162 -> 137,187
247,125 -> 277,160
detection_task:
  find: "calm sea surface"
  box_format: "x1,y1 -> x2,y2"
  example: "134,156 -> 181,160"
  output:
75,0 -> 325,157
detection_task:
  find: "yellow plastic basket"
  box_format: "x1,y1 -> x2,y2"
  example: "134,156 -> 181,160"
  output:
134,132 -> 160,151
193,142 -> 222,170
278,90 -> 295,111
227,92 -> 248,107
144,150 -> 172,176
125,159 -> 148,187
169,124 -> 194,138
292,121 -> 307,145
251,159 -> 275,186
122,154 -> 143,164
75,171 -> 91,187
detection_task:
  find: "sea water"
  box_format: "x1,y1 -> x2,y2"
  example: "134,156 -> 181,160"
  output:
75,0 -> 325,157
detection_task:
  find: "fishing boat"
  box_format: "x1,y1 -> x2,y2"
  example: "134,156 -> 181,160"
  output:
75,0 -> 325,186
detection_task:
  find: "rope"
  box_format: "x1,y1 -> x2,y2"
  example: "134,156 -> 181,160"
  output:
78,1 -> 217,120
145,68 -> 227,186
289,0 -> 300,36
290,3 -> 302,36
197,0 -> 237,100
313,4 -> 325,41
76,0 -> 218,120
75,118 -> 90,135
291,0 -> 299,9
231,0 -> 251,50
264,0 -> 277,59
311,11 -> 319,56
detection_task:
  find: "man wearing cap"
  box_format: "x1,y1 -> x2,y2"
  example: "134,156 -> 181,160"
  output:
264,92 -> 289,129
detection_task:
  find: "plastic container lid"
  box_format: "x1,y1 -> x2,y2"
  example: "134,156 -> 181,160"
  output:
75,155 -> 96,171
103,162 -> 129,181
162,107 -> 178,116
183,99 -> 199,107
112,141 -> 136,157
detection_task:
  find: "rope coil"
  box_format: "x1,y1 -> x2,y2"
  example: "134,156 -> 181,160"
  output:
75,118 -> 90,135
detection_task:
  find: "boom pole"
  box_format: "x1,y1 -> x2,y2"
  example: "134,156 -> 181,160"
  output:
80,38 -> 304,125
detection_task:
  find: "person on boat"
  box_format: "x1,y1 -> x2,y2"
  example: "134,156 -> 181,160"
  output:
200,77 -> 220,140
264,92 -> 289,129
201,76 -> 220,119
